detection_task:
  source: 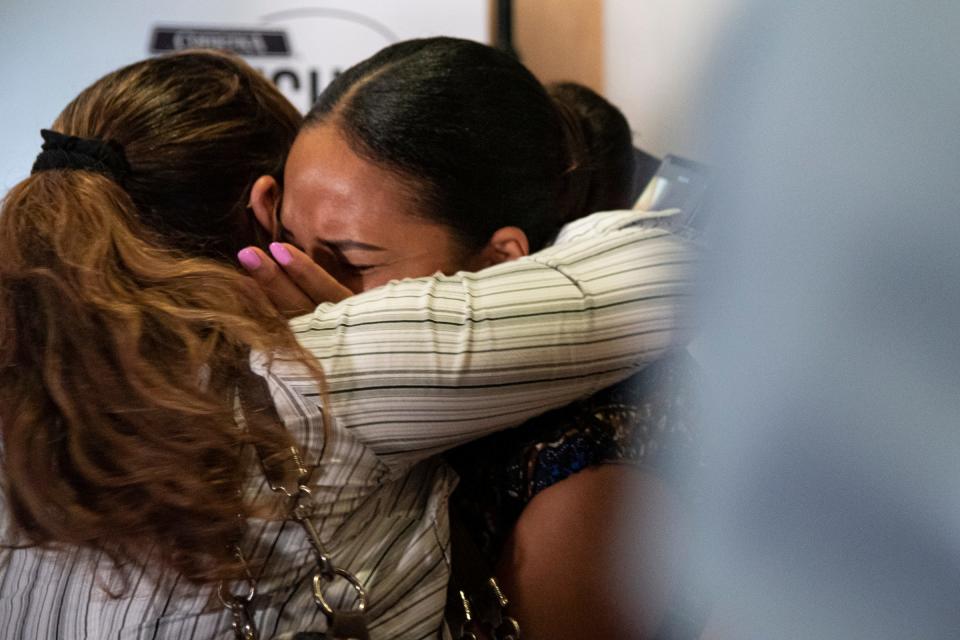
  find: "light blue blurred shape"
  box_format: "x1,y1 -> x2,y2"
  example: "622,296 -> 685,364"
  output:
689,1 -> 960,638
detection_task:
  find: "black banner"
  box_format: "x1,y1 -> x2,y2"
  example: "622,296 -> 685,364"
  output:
150,26 -> 290,56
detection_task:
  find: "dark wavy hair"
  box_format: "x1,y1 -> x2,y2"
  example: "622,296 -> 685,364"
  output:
0,50 -> 321,584
547,81 -> 638,216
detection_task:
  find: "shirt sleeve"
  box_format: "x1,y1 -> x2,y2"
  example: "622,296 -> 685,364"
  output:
265,208 -> 698,470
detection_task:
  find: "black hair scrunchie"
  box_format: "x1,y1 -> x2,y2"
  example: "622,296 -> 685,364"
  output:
31,129 -> 130,184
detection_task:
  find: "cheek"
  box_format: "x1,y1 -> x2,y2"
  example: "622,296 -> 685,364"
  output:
339,274 -> 367,295
359,264 -> 430,291
358,272 -> 396,292
353,260 -> 442,292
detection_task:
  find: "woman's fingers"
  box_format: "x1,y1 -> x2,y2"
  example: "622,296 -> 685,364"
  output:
267,243 -> 352,304
237,246 -> 316,317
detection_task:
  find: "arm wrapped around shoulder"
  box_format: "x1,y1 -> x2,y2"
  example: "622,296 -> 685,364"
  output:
282,209 -> 698,467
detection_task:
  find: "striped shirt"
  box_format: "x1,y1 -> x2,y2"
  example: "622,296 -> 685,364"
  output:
0,209 -> 697,639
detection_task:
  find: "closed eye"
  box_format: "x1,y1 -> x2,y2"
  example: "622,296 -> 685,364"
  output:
341,262 -> 377,273
278,225 -> 384,275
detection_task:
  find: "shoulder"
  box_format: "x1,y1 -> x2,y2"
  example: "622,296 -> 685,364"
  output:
552,208 -> 684,244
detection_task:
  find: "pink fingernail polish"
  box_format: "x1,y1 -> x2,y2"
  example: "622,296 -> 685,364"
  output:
237,248 -> 261,270
270,242 -> 293,266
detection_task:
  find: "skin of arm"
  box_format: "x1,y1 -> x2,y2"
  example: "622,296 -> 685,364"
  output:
496,466 -> 681,640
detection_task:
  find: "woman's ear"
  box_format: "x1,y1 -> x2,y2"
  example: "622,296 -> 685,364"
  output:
474,226 -> 530,268
249,175 -> 281,237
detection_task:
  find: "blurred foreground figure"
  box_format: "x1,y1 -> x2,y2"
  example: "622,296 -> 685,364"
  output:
666,1 -> 960,638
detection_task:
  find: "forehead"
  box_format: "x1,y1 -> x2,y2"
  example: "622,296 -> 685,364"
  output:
282,123 -> 423,237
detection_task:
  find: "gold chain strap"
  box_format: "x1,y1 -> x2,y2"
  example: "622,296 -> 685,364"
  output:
219,445 -> 368,640
455,577 -> 521,640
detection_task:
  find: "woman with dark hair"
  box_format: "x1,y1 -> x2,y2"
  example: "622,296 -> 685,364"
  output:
549,80 -> 642,214
246,37 -> 588,292
0,49 -> 694,639
245,38 -> 699,639
548,80 -> 664,214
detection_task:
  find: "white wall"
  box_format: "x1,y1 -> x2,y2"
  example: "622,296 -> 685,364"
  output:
604,0 -> 740,160
0,0 -> 487,192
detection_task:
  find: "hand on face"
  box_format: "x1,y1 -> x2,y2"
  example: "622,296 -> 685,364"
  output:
252,123 -> 470,295
237,242 -> 352,318
243,122 -> 530,312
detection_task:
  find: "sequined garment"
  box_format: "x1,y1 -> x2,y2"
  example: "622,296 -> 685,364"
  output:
447,350 -> 701,566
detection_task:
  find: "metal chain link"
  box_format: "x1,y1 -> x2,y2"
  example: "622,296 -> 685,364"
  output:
455,577 -> 521,640
218,547 -> 259,640
220,446 -> 368,640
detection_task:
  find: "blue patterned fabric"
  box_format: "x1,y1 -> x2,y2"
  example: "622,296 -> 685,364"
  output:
447,350 -> 701,565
